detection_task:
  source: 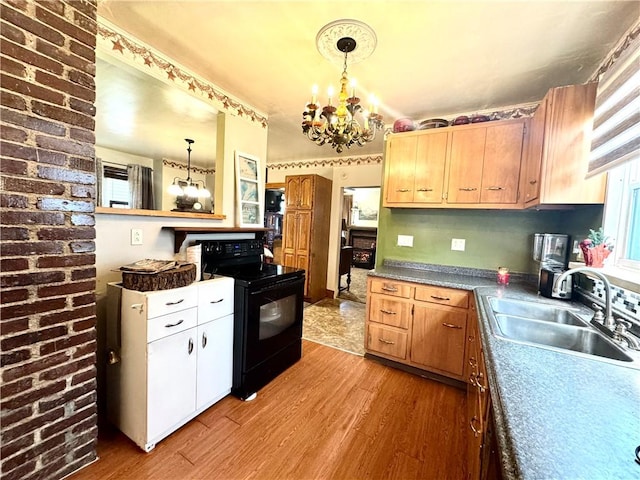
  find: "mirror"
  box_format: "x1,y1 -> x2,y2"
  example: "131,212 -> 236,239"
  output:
95,52 -> 219,213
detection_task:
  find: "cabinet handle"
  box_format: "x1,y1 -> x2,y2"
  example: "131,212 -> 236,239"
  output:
378,338 -> 395,345
202,332 -> 208,349
130,303 -> 144,312
210,298 -> 224,304
529,179 -> 537,185
476,372 -> 486,392
381,285 -> 398,292
442,322 -> 463,329
164,319 -> 184,328
469,374 -> 478,386
165,299 -> 185,306
380,309 -> 397,315
459,187 -> 477,192
469,357 -> 477,367
470,416 -> 482,437
395,188 -> 411,192
430,295 -> 450,301
188,338 -> 194,355
485,186 -> 504,191
417,188 -> 433,192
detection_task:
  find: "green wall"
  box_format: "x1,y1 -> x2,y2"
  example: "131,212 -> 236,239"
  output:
376,205 -> 603,273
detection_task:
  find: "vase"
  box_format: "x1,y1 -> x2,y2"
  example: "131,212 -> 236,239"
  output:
581,244 -> 610,268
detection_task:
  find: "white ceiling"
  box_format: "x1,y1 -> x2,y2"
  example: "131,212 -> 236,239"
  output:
96,0 -> 639,165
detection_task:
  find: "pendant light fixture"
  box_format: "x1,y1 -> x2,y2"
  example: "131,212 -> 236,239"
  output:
167,138 -> 211,199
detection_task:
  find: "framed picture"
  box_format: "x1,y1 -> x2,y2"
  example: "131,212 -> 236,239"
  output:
235,151 -> 263,227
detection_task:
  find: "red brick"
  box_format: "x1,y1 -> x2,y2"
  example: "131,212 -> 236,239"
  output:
1,376 -> 33,398
1,325 -> 68,352
0,55 -> 26,77
0,288 -> 30,304
0,193 -> 29,208
70,184 -> 95,198
70,368 -> 94,387
37,226 -> 95,240
0,297 -> 66,322
70,128 -> 95,145
0,270 -> 65,288
71,290 -> 95,305
72,317 -> 95,332
0,34 -> 63,76
72,341 -> 95,359
1,107 -> 67,136
69,40 -> 94,64
0,348 -> 31,367
36,149 -> 67,165
35,70 -> 94,102
0,379 -> 65,411
38,279 -> 95,298
0,241 -> 64,256
70,213 -> 95,226
72,9 -> 96,35
68,68 -> 94,90
39,1 -> 65,16
70,241 -> 95,253
1,407 -> 63,445
0,19 -> 27,44
0,317 -> 29,334
2,176 -> 66,195
39,330 -> 95,356
39,305 -> 94,327
1,74 -> 65,105
2,5 -> 65,46
1,459 -> 37,480
0,227 -> 30,242
41,403 -> 96,440
0,140 -> 38,161
0,405 -> 32,429
0,211 -> 65,226
70,267 -> 95,281
70,156 -> 95,172
2,351 -> 68,382
69,96 -> 96,116
37,165 -> 94,184
35,5 -> 94,47
36,254 -> 94,268
1,90 -> 27,110
0,435 -> 35,465
70,0 -> 97,22
35,39 -> 94,76
39,356 -> 93,382
0,158 -> 28,174
1,124 -> 28,142
32,102 -> 93,130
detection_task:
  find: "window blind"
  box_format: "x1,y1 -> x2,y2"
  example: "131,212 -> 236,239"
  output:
588,25 -> 640,177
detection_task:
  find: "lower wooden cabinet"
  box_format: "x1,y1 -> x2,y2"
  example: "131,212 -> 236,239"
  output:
365,277 -> 470,381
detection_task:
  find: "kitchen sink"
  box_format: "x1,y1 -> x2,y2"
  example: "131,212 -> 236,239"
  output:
489,297 -> 588,326
493,315 -> 634,363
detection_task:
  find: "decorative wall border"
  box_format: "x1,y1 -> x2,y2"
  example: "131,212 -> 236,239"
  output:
162,159 -> 215,175
589,20 -> 640,83
97,18 -> 268,128
267,155 -> 383,171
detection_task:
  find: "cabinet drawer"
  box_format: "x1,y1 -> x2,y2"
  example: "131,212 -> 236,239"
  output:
198,277 -> 234,323
415,285 -> 469,308
369,295 -> 411,329
369,278 -> 413,298
148,307 -> 198,343
366,323 -> 408,360
145,286 -> 198,319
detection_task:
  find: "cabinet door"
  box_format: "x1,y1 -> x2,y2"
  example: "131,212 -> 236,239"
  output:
448,128 -> 486,203
385,135 -> 418,204
411,303 -> 467,376
369,295 -> 412,329
524,97 -> 548,203
294,210 -> 312,255
480,121 -> 524,204
196,314 -> 233,409
298,175 -> 315,209
285,176 -> 300,209
147,329 -> 197,441
282,210 -> 297,267
415,131 -> 448,203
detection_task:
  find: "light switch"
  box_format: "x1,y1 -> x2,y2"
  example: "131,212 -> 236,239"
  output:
397,235 -> 414,247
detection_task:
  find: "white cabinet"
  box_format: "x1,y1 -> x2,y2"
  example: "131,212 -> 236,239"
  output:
106,276 -> 234,452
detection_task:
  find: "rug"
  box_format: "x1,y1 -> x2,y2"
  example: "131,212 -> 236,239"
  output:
337,267 -> 370,304
302,298 -> 365,356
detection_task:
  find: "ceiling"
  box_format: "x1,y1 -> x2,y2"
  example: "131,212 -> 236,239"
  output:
96,1 -> 639,165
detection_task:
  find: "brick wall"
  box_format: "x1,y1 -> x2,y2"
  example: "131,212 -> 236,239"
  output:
1,1 -> 98,479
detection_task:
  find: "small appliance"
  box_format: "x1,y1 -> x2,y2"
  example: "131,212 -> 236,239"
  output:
538,267 -> 572,299
532,233 -> 572,299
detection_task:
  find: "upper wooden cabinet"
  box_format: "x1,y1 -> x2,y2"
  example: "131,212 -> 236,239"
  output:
383,118 -> 527,209
524,83 -> 606,206
285,175 -> 315,209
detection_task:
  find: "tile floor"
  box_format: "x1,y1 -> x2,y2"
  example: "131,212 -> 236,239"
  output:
303,298 -> 366,356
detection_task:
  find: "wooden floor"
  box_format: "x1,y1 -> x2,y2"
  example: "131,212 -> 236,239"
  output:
70,341 -> 467,480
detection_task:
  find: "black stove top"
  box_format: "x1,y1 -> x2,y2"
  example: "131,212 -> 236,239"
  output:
213,262 -> 304,286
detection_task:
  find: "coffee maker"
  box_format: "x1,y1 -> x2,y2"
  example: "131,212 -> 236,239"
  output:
532,233 -> 572,299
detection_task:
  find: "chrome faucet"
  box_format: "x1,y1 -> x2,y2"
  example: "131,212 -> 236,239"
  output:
553,267 -> 615,329
614,321 -> 640,350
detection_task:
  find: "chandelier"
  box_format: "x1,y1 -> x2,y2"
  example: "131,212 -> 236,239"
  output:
302,20 -> 383,153
167,138 -> 211,199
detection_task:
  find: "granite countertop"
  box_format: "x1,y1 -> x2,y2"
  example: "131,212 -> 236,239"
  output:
369,262 -> 640,479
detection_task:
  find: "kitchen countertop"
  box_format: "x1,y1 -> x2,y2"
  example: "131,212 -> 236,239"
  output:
369,262 -> 640,479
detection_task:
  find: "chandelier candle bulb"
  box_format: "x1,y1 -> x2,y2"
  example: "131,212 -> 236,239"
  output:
311,84 -> 318,105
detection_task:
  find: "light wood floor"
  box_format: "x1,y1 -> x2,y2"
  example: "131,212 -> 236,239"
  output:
70,341 -> 467,480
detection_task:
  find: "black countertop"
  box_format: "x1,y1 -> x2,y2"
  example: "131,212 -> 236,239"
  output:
369,262 -> 640,479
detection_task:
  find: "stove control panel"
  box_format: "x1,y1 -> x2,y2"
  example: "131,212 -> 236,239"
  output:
198,239 -> 263,260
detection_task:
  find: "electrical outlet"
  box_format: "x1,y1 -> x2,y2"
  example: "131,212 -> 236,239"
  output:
451,238 -> 466,251
131,228 -> 143,246
397,235 -> 414,247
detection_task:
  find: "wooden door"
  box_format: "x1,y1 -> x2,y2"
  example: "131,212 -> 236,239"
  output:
385,135 -> 418,203
480,120 -> 525,204
447,127 -> 486,203
411,303 -> 467,376
282,210 -> 297,267
524,97 -> 548,203
415,131 -> 448,203
298,175 -> 315,209
285,176 -> 300,208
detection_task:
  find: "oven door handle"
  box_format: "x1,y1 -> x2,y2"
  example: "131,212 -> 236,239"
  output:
251,277 -> 304,295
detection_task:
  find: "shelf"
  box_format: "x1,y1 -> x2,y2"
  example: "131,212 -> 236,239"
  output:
96,206 -> 226,220
163,226 -> 271,253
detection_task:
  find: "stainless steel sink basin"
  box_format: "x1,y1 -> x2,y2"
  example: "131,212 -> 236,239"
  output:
493,315 -> 634,363
489,298 -> 588,326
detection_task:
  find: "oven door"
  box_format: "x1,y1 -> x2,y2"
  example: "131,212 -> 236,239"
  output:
243,276 -> 304,370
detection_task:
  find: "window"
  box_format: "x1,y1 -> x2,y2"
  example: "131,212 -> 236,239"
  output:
604,157 -> 640,272
102,165 -> 130,208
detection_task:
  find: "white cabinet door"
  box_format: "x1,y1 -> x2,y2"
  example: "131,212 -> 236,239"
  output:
147,328 -> 197,441
196,314 -> 233,409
